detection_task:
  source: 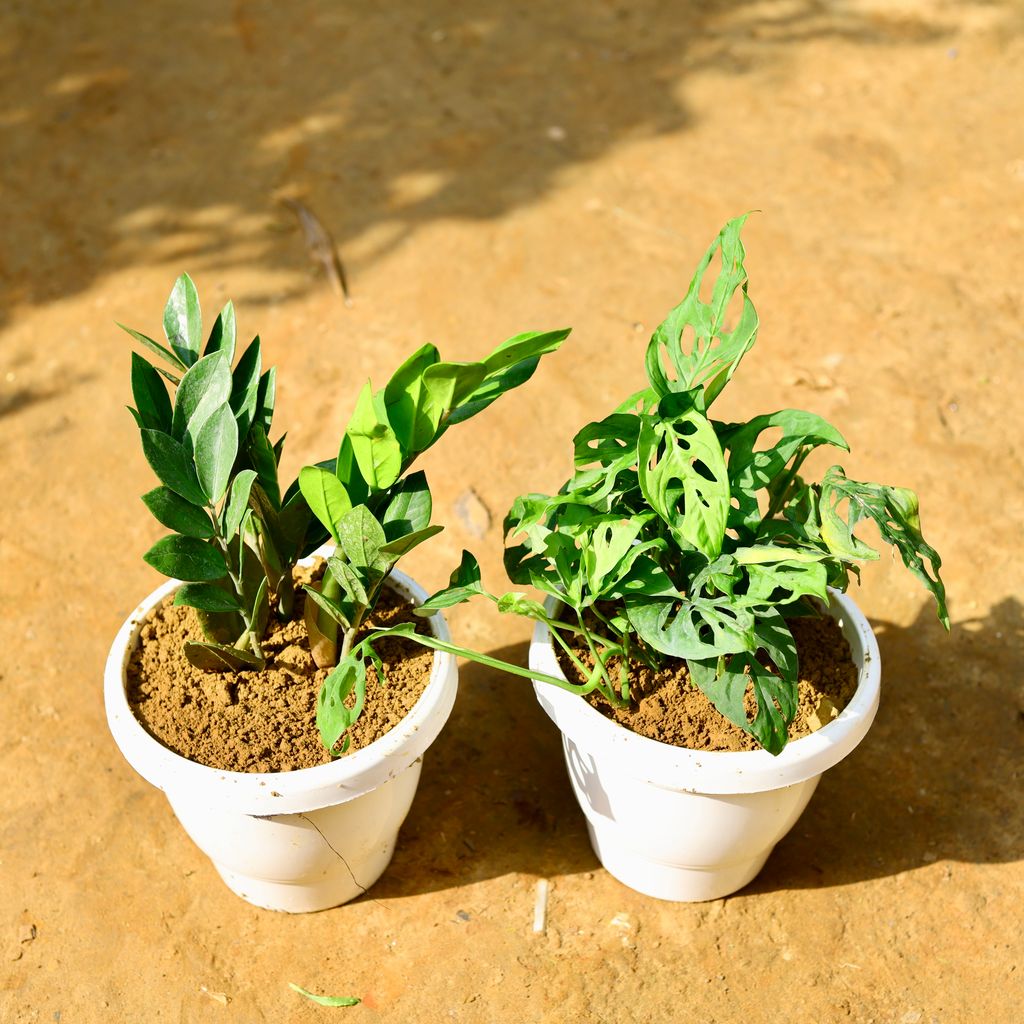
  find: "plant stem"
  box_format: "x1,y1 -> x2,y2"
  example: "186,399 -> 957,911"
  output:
210,510 -> 263,660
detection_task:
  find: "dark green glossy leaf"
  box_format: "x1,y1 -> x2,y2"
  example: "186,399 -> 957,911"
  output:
117,322 -> 187,372
687,612 -> 799,754
195,404 -> 238,504
163,273 -> 203,367
298,466 -> 351,542
246,424 -> 281,509
173,582 -> 242,613
626,590 -> 757,660
143,535 -> 227,582
223,469 -> 258,539
717,410 -> 848,532
335,434 -> 370,507
416,551 -> 487,614
171,352 -> 232,445
205,301 -> 236,361
130,353 -> 173,432
230,336 -> 262,439
140,429 -> 208,506
301,583 -> 351,629
254,366 -> 276,437
141,486 -> 213,538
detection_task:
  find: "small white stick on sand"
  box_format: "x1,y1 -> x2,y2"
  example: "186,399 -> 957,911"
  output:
533,878 -> 550,934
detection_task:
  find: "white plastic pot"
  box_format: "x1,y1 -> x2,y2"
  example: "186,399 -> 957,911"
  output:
105,565 -> 457,913
530,589 -> 880,902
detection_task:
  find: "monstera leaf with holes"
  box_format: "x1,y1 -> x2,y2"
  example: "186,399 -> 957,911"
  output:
416,214 -> 949,755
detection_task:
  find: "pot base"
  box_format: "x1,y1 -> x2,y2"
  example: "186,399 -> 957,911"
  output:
586,821 -> 771,902
166,760 -> 422,913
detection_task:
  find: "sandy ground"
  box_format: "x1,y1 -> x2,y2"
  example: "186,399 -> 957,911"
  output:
2,1 -> 1023,1021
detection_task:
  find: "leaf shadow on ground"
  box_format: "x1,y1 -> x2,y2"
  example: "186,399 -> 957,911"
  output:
747,596 -> 1023,894
0,0 -> 957,326
370,641 -> 598,899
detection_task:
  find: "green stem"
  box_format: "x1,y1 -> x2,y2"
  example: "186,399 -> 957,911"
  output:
210,510 -> 263,660
756,449 -> 809,540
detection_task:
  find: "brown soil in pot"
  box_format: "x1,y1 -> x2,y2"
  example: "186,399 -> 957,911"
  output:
555,611 -> 858,752
125,564 -> 435,773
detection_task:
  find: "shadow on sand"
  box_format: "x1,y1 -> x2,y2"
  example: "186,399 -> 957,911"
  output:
374,597 -> 1022,900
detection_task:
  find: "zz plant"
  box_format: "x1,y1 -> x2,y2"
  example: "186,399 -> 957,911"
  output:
123,275 -> 307,672
410,215 -> 949,755
126,274 -> 569,751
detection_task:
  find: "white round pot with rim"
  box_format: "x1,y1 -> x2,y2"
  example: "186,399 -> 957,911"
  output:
530,589 -> 880,902
105,561 -> 457,913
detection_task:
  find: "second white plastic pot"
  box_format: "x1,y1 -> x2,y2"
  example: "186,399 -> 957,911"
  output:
530,589 -> 881,901
105,564 -> 457,913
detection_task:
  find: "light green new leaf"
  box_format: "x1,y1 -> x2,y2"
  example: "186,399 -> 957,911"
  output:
299,466 -> 351,543
383,343 -> 440,450
171,352 -> 232,445
335,433 -> 370,508
446,328 -> 570,428
346,382 -> 403,490
317,654 -> 367,752
336,505 -> 389,573
162,273 -> 203,367
819,466 -> 949,627
718,409 -> 848,531
143,535 -> 228,582
204,300 -> 236,361
289,983 -> 360,1008
141,486 -> 213,538
732,545 -> 829,607
645,215 -> 758,405
140,429 -> 208,507
381,470 -> 432,541
378,524 -> 443,559
130,353 -> 173,432
638,399 -> 730,558
195,404 -> 239,504
173,582 -> 242,613
414,362 -> 487,447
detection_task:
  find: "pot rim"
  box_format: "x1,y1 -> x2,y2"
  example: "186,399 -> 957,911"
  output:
105,555 -> 457,814
529,587 -> 881,794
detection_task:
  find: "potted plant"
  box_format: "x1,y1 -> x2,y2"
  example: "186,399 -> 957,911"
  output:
104,274 -> 568,912
413,216 -> 949,901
